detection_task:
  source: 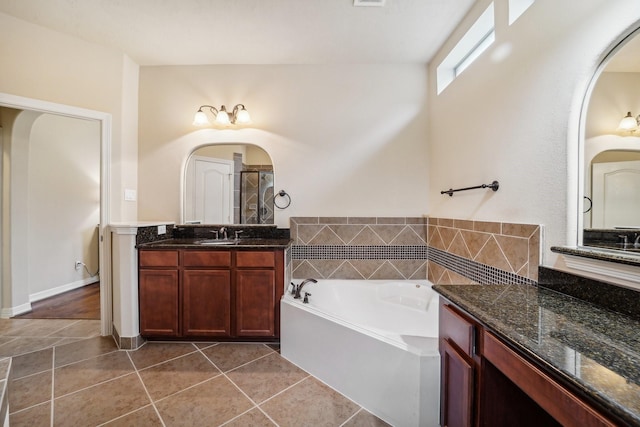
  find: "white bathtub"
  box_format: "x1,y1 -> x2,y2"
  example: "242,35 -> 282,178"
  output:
281,279 -> 440,427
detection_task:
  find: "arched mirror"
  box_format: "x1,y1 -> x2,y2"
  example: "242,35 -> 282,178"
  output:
582,27 -> 640,251
183,144 -> 274,225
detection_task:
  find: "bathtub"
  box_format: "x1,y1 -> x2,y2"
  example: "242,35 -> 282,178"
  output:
280,279 -> 440,427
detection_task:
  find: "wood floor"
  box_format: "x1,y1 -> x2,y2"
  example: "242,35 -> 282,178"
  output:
15,282 -> 100,319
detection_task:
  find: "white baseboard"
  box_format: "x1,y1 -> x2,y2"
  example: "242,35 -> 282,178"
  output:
1,302 -> 32,318
0,276 -> 99,319
30,276 -> 100,303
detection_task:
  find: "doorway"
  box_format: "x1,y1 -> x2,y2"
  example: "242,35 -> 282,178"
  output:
0,92 -> 111,335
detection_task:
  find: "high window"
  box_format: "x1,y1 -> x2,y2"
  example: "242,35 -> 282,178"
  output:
436,3 -> 495,94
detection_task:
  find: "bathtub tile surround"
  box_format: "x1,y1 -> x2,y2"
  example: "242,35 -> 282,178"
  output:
291,217 -> 428,280
427,218 -> 541,285
290,216 -> 542,285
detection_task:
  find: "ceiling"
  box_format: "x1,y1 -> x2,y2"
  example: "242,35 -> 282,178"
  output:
0,0 -> 476,66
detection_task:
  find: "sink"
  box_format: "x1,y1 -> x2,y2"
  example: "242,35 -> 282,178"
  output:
195,239 -> 237,246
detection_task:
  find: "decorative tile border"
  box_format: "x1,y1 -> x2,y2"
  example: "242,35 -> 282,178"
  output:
428,247 -> 536,286
290,245 -> 428,260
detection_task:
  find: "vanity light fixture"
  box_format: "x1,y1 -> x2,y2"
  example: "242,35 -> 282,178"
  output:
618,111 -> 640,133
193,104 -> 251,126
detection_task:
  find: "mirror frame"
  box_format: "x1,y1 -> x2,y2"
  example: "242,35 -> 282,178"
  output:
577,23 -> 640,251
180,143 -> 275,225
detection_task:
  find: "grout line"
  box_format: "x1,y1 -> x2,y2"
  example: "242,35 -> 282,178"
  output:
218,368 -> 290,427
119,351 -> 166,427
53,347 -> 121,370
254,374 -> 311,407
217,348 -> 277,375
339,407 -> 363,427
151,374 -> 224,406
52,370 -> 138,401
50,345 -> 55,427
95,404 -> 159,427
129,342 -> 200,371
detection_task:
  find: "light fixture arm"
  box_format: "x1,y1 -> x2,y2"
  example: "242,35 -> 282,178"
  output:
231,104 -> 246,118
198,104 -> 220,116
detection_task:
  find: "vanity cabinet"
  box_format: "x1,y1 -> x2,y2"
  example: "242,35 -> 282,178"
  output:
138,248 -> 284,340
439,301 -> 479,427
235,251 -> 277,337
439,299 -> 617,427
139,250 -> 180,336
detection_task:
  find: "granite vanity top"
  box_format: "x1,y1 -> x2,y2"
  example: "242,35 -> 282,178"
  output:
136,238 -> 292,249
433,283 -> 640,426
552,245 -> 640,268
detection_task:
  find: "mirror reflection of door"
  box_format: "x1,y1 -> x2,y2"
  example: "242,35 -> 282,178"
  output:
592,159 -> 640,228
185,156 -> 234,224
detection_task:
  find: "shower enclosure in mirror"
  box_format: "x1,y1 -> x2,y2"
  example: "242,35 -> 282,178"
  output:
183,144 -> 274,224
241,171 -> 274,224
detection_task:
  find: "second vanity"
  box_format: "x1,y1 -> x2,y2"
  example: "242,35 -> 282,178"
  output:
434,267 -> 640,426
136,227 -> 291,341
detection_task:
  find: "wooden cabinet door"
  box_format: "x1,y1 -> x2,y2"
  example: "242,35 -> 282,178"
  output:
441,338 -> 474,427
235,269 -> 276,337
139,269 -> 179,336
182,270 -> 231,337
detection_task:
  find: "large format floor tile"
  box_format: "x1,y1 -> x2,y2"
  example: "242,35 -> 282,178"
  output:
226,352 -> 309,404
260,376 -> 360,427
3,319 -> 390,426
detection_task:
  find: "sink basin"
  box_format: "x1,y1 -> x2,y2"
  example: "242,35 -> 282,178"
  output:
195,239 -> 237,246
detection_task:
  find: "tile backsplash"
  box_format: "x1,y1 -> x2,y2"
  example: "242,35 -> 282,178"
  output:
427,218 -> 541,285
291,217 -> 427,280
291,216 -> 542,285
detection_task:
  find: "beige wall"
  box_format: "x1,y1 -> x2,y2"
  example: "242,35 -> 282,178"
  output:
0,11 -> 138,223
28,114 -> 100,295
427,0 -> 640,267
138,64 -> 430,227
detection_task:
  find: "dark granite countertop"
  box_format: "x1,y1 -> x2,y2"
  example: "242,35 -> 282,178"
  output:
552,245 -> 640,268
433,284 -> 640,426
136,238 -> 292,249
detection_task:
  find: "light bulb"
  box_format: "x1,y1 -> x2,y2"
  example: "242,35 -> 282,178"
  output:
618,112 -> 638,132
235,108 -> 251,124
193,110 -> 209,126
215,107 -> 230,125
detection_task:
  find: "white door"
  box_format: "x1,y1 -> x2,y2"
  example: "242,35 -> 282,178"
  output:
185,156 -> 234,224
592,160 -> 640,228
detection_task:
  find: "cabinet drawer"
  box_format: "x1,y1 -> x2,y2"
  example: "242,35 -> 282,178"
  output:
440,302 -> 475,357
139,250 -> 179,267
183,251 -> 231,267
236,251 -> 275,268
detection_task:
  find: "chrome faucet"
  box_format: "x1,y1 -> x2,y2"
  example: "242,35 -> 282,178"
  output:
219,226 -> 228,240
634,234 -> 640,248
294,278 -> 317,299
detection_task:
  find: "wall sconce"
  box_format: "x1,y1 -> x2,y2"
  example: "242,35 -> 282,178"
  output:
193,104 -> 251,126
618,111 -> 639,133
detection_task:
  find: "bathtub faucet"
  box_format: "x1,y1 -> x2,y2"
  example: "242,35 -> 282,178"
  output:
294,278 -> 317,299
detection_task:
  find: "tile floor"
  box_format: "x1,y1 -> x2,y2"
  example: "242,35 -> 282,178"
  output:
1,319 -> 390,426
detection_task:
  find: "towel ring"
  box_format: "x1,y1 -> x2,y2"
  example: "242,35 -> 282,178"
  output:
274,190 -> 291,209
583,196 -> 592,214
